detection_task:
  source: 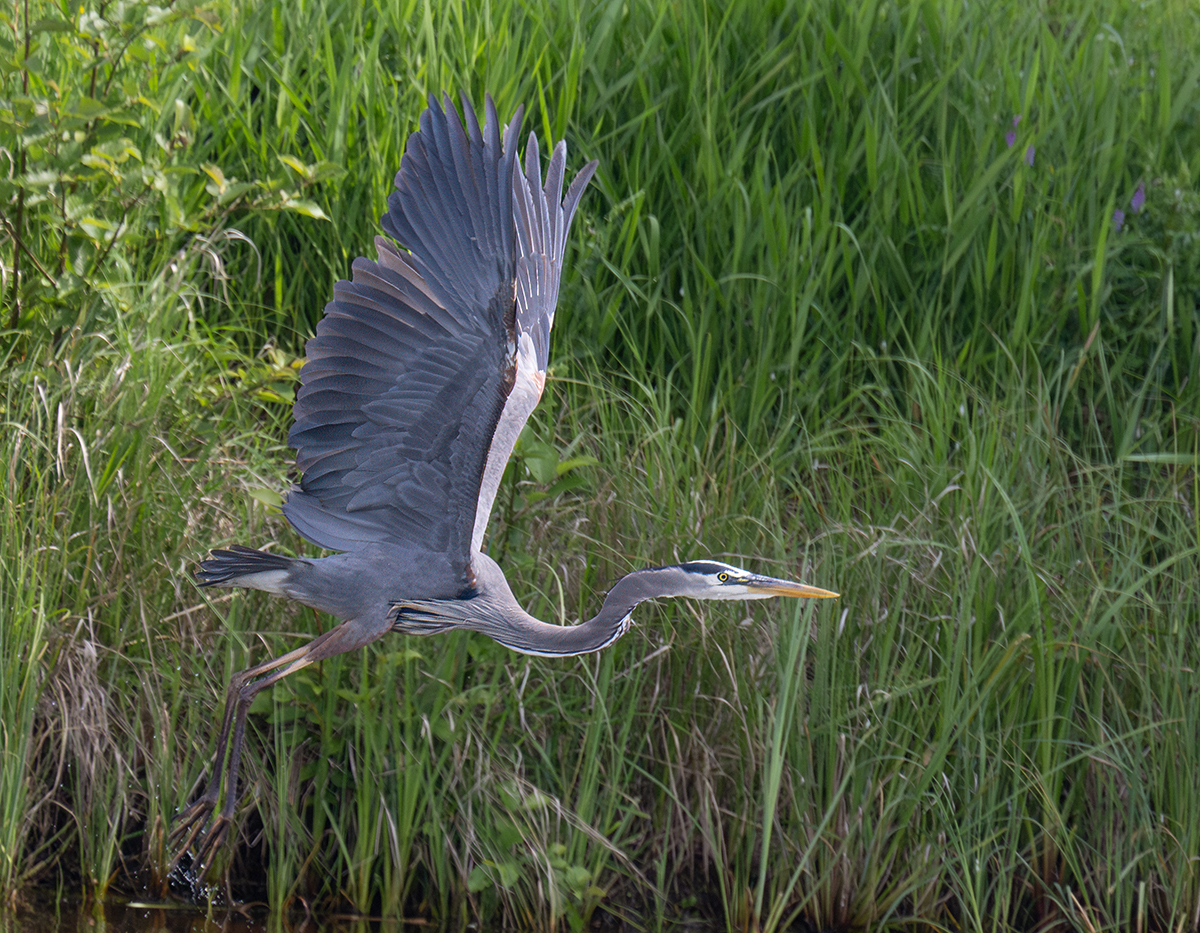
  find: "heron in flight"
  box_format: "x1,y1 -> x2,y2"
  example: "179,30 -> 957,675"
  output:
174,93 -> 837,866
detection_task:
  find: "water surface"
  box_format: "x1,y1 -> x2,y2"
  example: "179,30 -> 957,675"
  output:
1,897 -> 408,933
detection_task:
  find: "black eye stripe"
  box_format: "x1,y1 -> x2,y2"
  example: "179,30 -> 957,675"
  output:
680,560 -> 729,575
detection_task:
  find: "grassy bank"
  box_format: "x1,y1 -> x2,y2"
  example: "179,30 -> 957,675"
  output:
3,0 -> 1199,928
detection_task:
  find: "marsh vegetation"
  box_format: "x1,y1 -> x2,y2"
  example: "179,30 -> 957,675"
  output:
2,0 -> 1199,928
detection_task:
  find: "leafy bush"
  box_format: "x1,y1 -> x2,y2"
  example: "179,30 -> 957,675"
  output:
0,0 -> 329,341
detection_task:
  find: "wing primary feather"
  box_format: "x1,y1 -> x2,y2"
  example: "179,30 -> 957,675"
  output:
499,104 -> 524,264
522,133 -> 547,259
533,138 -> 554,263
512,155 -> 536,263
544,142 -> 567,257
464,95 -> 500,264
462,90 -> 485,148
427,95 -> 477,282
480,95 -> 504,263
389,113 -> 471,310
445,95 -> 487,268
412,102 -> 476,303
562,159 -> 599,235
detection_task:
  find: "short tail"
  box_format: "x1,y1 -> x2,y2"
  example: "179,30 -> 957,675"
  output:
195,545 -> 295,590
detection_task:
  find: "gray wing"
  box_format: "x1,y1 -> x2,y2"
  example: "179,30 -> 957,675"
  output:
283,92 -> 597,583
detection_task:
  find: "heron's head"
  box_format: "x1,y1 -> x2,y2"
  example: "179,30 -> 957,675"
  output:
662,560 -> 838,601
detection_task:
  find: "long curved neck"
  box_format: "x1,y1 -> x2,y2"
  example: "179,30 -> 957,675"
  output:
465,560 -> 669,658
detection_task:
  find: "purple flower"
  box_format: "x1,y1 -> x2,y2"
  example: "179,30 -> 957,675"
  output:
1005,114 -> 1021,148
1131,181 -> 1145,213
1113,209 -> 1125,231
1025,145 -> 1035,166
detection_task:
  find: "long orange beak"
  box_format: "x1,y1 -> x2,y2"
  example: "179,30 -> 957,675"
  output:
746,574 -> 839,599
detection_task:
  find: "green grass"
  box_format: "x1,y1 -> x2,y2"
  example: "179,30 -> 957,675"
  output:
3,0 -> 1200,928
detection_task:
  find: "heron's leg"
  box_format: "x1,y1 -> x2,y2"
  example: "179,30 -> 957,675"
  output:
169,641 -> 325,871
177,616 -> 392,870
170,640 -> 320,863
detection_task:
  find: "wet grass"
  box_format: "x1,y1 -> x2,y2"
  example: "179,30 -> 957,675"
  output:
3,0 -> 1200,928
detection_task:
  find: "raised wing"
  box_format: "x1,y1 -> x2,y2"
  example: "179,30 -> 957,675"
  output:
283,93 -> 597,582
469,132 -> 598,550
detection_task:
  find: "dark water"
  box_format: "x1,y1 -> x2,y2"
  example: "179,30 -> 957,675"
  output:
0,897 -> 406,933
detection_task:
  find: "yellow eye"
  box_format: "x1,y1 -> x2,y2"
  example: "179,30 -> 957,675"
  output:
717,572 -> 729,582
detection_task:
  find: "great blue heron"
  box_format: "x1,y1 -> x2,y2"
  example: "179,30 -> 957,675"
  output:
174,92 -> 837,867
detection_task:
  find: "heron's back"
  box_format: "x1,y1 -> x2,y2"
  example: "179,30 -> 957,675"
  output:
199,542 -> 469,623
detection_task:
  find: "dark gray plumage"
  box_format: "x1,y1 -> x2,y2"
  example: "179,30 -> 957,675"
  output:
174,93 -> 836,869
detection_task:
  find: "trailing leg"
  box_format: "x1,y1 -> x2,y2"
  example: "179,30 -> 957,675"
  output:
170,613 -> 392,870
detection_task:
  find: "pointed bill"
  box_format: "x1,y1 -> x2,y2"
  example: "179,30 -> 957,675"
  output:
746,574 -> 839,599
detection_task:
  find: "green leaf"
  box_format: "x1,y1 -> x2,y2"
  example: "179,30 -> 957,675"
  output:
80,153 -> 123,176
467,865 -> 491,893
564,865 -> 591,892
309,160 -> 347,183
495,861 -> 521,888
94,137 -> 142,162
520,438 -> 559,483
30,17 -> 73,33
545,474 -> 588,498
495,820 -> 523,849
215,181 -> 256,204
71,96 -> 111,120
281,198 -> 329,220
253,383 -> 295,404
555,454 -> 598,476
277,154 -> 311,178
249,488 -> 284,508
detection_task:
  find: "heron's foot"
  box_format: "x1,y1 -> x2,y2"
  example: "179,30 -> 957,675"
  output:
168,794 -> 223,873
187,814 -> 232,873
